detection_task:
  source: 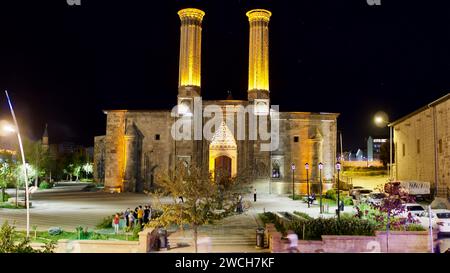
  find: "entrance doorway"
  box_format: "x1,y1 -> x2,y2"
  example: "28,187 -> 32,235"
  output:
214,155 -> 232,178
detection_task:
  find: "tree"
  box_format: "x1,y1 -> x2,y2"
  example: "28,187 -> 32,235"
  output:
148,163 -> 251,253
0,152 -> 16,202
0,221 -> 55,253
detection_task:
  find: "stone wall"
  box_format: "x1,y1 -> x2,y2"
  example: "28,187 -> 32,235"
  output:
394,97 -> 450,198
93,135 -> 105,183
269,231 -> 432,253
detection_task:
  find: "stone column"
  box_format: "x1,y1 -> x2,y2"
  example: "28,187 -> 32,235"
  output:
246,9 -> 271,102
178,8 -> 205,98
124,135 -> 137,192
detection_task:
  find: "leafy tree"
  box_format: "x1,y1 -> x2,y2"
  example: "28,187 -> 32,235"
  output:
0,152 -> 17,202
148,163 -> 251,253
0,221 -> 55,253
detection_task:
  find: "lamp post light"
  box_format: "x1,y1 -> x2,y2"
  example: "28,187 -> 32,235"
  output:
336,161 -> 341,221
4,90 -> 30,238
318,162 -> 323,214
305,163 -> 310,208
374,114 -> 393,180
291,163 -> 295,200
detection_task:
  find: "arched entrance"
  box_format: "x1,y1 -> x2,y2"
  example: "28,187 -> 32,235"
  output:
209,121 -> 237,178
214,155 -> 232,178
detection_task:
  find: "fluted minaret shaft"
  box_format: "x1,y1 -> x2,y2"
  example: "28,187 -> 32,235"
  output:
178,8 -> 205,97
247,9 -> 271,100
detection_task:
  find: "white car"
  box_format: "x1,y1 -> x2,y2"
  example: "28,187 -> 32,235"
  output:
401,203 -> 426,217
435,210 -> 450,234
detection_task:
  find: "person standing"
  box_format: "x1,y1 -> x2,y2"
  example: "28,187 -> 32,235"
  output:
253,188 -> 257,202
124,208 -> 130,228
113,214 -> 120,234
128,211 -> 135,230
143,205 -> 150,224
137,206 -> 144,227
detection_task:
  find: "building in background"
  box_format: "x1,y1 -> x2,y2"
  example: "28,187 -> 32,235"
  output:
390,93 -> 449,198
94,8 -> 339,193
367,136 -> 388,161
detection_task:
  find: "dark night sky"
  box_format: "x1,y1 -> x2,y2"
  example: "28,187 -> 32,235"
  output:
0,0 -> 449,151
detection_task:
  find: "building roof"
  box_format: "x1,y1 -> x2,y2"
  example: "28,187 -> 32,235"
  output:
388,93 -> 450,127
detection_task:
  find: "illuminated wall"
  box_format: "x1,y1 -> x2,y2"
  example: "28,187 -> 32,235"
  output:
178,8 -> 205,91
247,9 -> 271,94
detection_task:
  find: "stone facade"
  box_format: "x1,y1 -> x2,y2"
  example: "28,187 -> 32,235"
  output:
93,8 -> 339,193
392,94 -> 450,198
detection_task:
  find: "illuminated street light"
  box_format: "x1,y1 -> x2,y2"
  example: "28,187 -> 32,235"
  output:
336,161 -> 341,220
4,90 -> 30,238
305,163 -> 310,208
291,163 -> 295,200
373,112 -> 393,180
318,162 -> 323,214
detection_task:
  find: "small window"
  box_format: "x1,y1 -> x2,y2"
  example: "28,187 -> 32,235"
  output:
293,136 -> 299,143
439,139 -> 443,153
155,134 -> 160,140
402,143 -> 406,157
417,139 -> 420,154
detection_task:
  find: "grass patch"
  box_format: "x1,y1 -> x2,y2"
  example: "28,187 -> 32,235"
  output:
15,230 -> 139,243
0,202 -> 25,209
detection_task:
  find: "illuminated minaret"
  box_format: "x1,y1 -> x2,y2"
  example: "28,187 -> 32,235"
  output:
246,9 -> 271,106
177,8 -> 205,102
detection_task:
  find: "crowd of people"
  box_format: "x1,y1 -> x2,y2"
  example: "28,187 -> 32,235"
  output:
112,205 -> 153,234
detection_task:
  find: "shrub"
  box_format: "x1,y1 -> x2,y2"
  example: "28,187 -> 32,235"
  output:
1,221 -> 55,253
405,224 -> 426,231
287,217 -> 376,240
325,189 -> 337,201
39,182 -> 52,189
293,211 -> 313,220
47,227 -> 63,236
96,215 -> 114,229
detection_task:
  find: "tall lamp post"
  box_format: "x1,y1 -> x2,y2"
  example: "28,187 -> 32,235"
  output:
374,114 -> 392,180
336,161 -> 341,220
305,163 -> 310,208
291,163 -> 295,200
318,162 -> 323,214
4,90 -> 30,238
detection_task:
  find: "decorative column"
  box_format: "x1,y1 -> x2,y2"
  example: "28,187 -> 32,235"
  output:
246,9 -> 271,103
178,8 -> 205,98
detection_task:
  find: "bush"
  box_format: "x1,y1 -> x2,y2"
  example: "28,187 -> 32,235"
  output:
39,182 -> 52,189
96,215 -> 114,229
47,227 -> 63,236
287,217 -> 376,240
325,189 -> 337,200
405,224 -> 426,231
293,211 -> 313,220
1,221 -> 55,253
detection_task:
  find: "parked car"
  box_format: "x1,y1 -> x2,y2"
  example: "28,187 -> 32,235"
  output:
349,186 -> 364,198
354,189 -> 374,201
435,210 -> 450,235
366,192 -> 387,206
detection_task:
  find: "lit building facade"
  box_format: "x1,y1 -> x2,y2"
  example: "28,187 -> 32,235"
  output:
391,94 -> 450,198
94,8 -> 339,193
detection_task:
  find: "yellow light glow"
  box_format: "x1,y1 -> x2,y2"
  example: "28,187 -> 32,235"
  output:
178,8 -> 205,88
247,9 -> 271,92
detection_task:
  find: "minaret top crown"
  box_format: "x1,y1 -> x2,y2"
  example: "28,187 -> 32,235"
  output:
246,9 -> 272,22
178,8 -> 205,21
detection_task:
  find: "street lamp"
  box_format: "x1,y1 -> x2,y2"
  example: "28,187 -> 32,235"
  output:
336,161 -> 341,220
291,163 -> 295,200
374,113 -> 393,180
305,163 -> 310,208
4,90 -> 30,238
318,162 -> 323,214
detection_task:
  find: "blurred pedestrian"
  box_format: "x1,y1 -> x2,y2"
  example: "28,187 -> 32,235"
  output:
254,188 -> 257,202
286,230 -> 299,253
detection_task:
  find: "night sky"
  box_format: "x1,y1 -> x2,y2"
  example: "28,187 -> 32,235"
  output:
0,0 -> 449,151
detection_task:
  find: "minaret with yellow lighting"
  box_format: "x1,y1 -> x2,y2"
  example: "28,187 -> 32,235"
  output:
246,9 -> 271,105
177,8 -> 205,100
